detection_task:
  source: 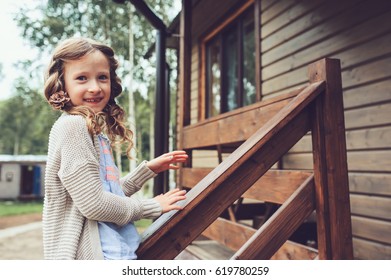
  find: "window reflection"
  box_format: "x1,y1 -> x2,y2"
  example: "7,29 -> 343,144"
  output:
205,6 -> 255,118
207,38 -> 221,117
223,27 -> 238,112
243,13 -> 255,106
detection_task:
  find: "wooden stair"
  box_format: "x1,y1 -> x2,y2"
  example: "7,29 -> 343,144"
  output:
136,58 -> 353,260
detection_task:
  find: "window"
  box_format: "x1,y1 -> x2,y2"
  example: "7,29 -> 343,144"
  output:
203,6 -> 256,118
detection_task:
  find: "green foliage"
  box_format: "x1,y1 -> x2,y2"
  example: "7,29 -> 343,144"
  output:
14,0 -> 177,63
0,78 -> 60,155
0,201 -> 43,217
118,89 -> 154,160
134,218 -> 153,231
10,0 -> 180,160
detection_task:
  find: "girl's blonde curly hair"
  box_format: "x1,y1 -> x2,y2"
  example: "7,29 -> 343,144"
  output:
44,37 -> 134,159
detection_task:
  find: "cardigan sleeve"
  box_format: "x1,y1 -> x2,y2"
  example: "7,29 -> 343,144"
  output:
55,115 -> 161,224
120,160 -> 157,197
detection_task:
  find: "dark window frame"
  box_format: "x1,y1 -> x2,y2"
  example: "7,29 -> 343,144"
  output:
201,2 -> 257,119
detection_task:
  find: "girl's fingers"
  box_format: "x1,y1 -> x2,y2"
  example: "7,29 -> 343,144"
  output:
170,196 -> 186,204
167,188 -> 186,196
170,150 -> 187,155
163,151 -> 186,157
157,189 -> 186,213
166,188 -> 180,194
168,165 -> 180,170
163,188 -> 181,197
170,205 -> 184,211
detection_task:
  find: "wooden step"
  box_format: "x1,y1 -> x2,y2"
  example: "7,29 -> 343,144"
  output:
176,240 -> 235,260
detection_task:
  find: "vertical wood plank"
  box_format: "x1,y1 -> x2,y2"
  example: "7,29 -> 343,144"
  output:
177,0 -> 192,187
308,58 -> 353,259
178,0 -> 192,129
254,0 -> 262,101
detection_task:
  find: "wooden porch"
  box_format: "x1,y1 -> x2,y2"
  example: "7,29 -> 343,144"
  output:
136,58 -> 353,260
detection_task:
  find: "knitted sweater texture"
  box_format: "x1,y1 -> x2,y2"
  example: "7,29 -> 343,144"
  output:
43,114 -> 161,260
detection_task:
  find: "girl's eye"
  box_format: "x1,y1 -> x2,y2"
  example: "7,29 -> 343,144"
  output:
76,76 -> 87,81
99,75 -> 109,81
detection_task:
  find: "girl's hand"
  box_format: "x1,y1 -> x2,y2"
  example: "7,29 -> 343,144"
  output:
154,188 -> 187,214
146,150 -> 188,174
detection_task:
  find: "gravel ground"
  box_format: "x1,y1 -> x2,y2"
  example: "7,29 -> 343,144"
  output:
0,214 -> 43,260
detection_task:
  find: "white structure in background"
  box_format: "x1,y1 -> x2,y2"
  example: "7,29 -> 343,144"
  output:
0,155 -> 46,200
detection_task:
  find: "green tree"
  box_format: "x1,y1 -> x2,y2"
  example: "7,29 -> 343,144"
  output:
15,0 -> 177,72
0,78 -> 60,155
14,0 -> 180,169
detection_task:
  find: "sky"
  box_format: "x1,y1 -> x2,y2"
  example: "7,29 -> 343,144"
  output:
0,0 -> 43,100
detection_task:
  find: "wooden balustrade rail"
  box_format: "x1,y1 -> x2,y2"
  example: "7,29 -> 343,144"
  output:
136,58 -> 353,260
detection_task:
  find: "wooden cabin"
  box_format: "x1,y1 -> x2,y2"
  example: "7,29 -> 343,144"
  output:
126,0 -> 391,260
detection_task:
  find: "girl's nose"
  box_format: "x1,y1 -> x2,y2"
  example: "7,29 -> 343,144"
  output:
88,87 -> 102,94
87,82 -> 102,94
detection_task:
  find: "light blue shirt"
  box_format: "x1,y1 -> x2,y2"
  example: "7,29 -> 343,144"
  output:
97,134 -> 140,260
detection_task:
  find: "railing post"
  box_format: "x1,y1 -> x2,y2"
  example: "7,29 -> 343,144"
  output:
177,0 -> 192,189
308,58 -> 353,259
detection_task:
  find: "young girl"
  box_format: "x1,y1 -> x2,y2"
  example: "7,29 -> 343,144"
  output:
43,37 -> 187,260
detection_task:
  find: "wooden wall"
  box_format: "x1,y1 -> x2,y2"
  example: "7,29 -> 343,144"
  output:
260,0 -> 391,259
183,0 -> 391,259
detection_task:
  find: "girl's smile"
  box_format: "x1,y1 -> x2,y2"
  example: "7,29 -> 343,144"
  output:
63,50 -> 111,113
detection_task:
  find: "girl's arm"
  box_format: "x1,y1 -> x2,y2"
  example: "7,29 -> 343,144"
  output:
56,115 -> 161,225
55,116 -> 188,225
120,161 -> 157,197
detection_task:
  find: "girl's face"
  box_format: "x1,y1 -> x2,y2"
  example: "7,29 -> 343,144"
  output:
63,50 -> 111,113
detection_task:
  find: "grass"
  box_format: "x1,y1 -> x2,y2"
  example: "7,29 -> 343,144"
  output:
0,201 -> 153,230
0,200 -> 43,217
134,219 -> 153,232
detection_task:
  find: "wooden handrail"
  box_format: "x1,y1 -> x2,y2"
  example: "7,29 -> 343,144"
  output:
136,80 -> 325,259
136,58 -> 352,260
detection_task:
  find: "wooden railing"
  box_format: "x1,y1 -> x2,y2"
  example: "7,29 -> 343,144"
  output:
136,58 -> 353,260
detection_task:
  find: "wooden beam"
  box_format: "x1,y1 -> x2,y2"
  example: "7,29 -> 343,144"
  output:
181,168 -> 312,204
201,218 -> 318,260
254,0 -> 262,101
178,0 -> 192,129
182,86 -> 305,149
128,0 -> 166,30
231,175 -> 316,259
202,218 -> 255,252
203,218 -> 319,259
271,240 -> 318,260
136,81 -> 324,259
177,0 -> 192,188
308,58 -> 353,259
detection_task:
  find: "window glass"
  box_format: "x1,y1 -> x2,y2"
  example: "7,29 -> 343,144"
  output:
223,27 -> 238,112
205,6 -> 255,118
242,11 -> 256,106
206,38 -> 221,117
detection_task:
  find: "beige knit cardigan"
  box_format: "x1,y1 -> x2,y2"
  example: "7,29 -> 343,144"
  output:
43,114 -> 162,260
